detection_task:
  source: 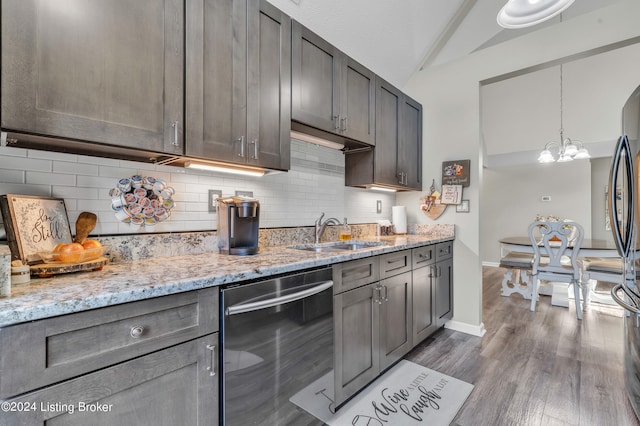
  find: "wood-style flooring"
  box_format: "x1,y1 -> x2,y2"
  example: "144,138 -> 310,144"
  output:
405,266 -> 640,426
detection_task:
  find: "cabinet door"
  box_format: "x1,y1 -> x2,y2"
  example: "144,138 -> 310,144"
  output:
412,265 -> 435,344
291,21 -> 341,134
334,283 -> 379,406
1,0 -> 184,155
2,334 -> 219,425
374,78 -> 402,186
435,257 -> 454,327
399,95 -> 423,190
379,272 -> 412,370
246,0 -> 291,170
186,0 -> 247,163
341,58 -> 376,145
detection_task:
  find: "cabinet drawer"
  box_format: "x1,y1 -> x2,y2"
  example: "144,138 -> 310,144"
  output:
2,333 -> 219,425
0,287 -> 218,399
379,249 -> 411,279
436,241 -> 453,261
333,257 -> 380,294
412,245 -> 435,269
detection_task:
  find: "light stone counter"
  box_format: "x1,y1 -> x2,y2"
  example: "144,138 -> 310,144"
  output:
0,245 -> 10,297
0,234 -> 454,327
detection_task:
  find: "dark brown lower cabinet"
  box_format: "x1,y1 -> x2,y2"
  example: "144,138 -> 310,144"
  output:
334,282 -> 380,407
2,334 -> 219,426
379,271 -> 412,370
333,243 -> 453,408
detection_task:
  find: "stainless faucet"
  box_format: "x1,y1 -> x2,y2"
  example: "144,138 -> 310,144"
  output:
315,212 -> 341,243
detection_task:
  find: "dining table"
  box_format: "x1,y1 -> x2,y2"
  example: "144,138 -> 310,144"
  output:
499,236 -> 623,308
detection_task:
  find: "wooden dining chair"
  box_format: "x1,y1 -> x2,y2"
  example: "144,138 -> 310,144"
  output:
528,220 -> 585,319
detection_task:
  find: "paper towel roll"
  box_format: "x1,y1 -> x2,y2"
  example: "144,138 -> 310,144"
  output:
392,206 -> 407,234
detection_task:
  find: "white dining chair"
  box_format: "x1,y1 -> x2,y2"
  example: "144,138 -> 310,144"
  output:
582,257 -> 638,307
528,220 -> 585,319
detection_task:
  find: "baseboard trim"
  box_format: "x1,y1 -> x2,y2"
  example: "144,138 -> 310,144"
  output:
445,320 -> 487,337
483,261 -> 500,267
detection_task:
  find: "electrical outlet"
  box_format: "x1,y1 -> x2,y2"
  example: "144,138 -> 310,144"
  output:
541,195 -> 551,202
209,190 -> 222,212
376,200 -> 382,214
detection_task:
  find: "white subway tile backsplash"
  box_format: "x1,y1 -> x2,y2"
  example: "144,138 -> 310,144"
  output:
0,169 -> 24,184
53,161 -> 99,176
26,171 -> 76,186
29,150 -> 78,162
0,183 -> 51,196
76,175 -> 119,189
98,165 -> 139,178
0,155 -> 51,172
0,140 -> 396,237
52,185 -> 99,200
0,146 -> 27,157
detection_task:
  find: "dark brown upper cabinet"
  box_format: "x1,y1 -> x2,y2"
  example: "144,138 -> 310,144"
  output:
345,78 -> 422,191
1,0 -> 184,156
186,0 -> 291,171
291,21 -> 375,147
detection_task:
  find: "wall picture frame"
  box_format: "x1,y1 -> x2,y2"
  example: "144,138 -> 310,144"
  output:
456,200 -> 470,213
441,185 -> 463,205
0,195 -> 73,263
442,160 -> 470,187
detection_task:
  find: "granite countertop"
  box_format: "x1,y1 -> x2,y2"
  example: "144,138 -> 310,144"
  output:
0,234 -> 453,327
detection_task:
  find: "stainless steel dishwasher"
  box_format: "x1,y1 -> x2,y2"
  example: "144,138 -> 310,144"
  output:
221,267 -> 333,425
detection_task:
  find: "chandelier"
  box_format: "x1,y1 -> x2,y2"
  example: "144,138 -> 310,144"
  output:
537,64 -> 590,163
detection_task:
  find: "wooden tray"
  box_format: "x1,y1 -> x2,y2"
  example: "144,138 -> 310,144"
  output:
30,257 -> 109,278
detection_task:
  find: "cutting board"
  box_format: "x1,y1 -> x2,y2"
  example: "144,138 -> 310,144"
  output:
30,257 -> 109,278
423,204 -> 447,220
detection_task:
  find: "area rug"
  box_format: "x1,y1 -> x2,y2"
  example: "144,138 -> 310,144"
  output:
290,360 -> 473,425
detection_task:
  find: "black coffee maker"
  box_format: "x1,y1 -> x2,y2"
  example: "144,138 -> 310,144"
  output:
217,196 -> 260,255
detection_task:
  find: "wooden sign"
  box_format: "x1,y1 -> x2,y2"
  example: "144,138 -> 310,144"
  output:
442,160 -> 470,187
441,185 -> 463,205
0,195 -> 73,263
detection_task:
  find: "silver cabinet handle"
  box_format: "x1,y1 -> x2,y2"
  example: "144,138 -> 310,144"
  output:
429,266 -> 436,278
206,344 -> 216,376
382,285 -> 389,302
250,139 -> 259,160
130,325 -> 145,338
235,136 -> 246,158
341,116 -> 347,132
333,115 -> 341,131
171,121 -> 179,146
375,286 -> 383,305
226,281 -> 333,315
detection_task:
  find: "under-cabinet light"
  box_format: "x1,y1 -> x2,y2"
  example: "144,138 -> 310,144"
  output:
290,131 -> 345,150
184,161 -> 265,177
368,185 -> 397,193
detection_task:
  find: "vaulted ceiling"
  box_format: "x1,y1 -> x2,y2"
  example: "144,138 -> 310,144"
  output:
267,0 -> 622,88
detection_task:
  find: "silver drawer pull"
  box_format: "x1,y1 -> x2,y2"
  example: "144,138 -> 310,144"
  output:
130,325 -> 145,338
206,344 -> 216,376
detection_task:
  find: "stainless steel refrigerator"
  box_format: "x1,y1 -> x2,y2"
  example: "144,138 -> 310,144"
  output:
609,84 -> 640,420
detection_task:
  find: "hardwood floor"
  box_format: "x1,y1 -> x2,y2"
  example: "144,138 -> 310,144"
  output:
405,266 -> 640,426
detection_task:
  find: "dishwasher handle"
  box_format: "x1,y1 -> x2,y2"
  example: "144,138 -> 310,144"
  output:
225,280 -> 333,316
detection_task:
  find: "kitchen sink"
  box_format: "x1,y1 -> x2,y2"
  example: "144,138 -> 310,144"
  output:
289,241 -> 387,253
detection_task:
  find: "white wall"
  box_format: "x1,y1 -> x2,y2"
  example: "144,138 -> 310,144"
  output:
481,161 -> 592,263
0,140 -> 396,238
397,0 -> 640,332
